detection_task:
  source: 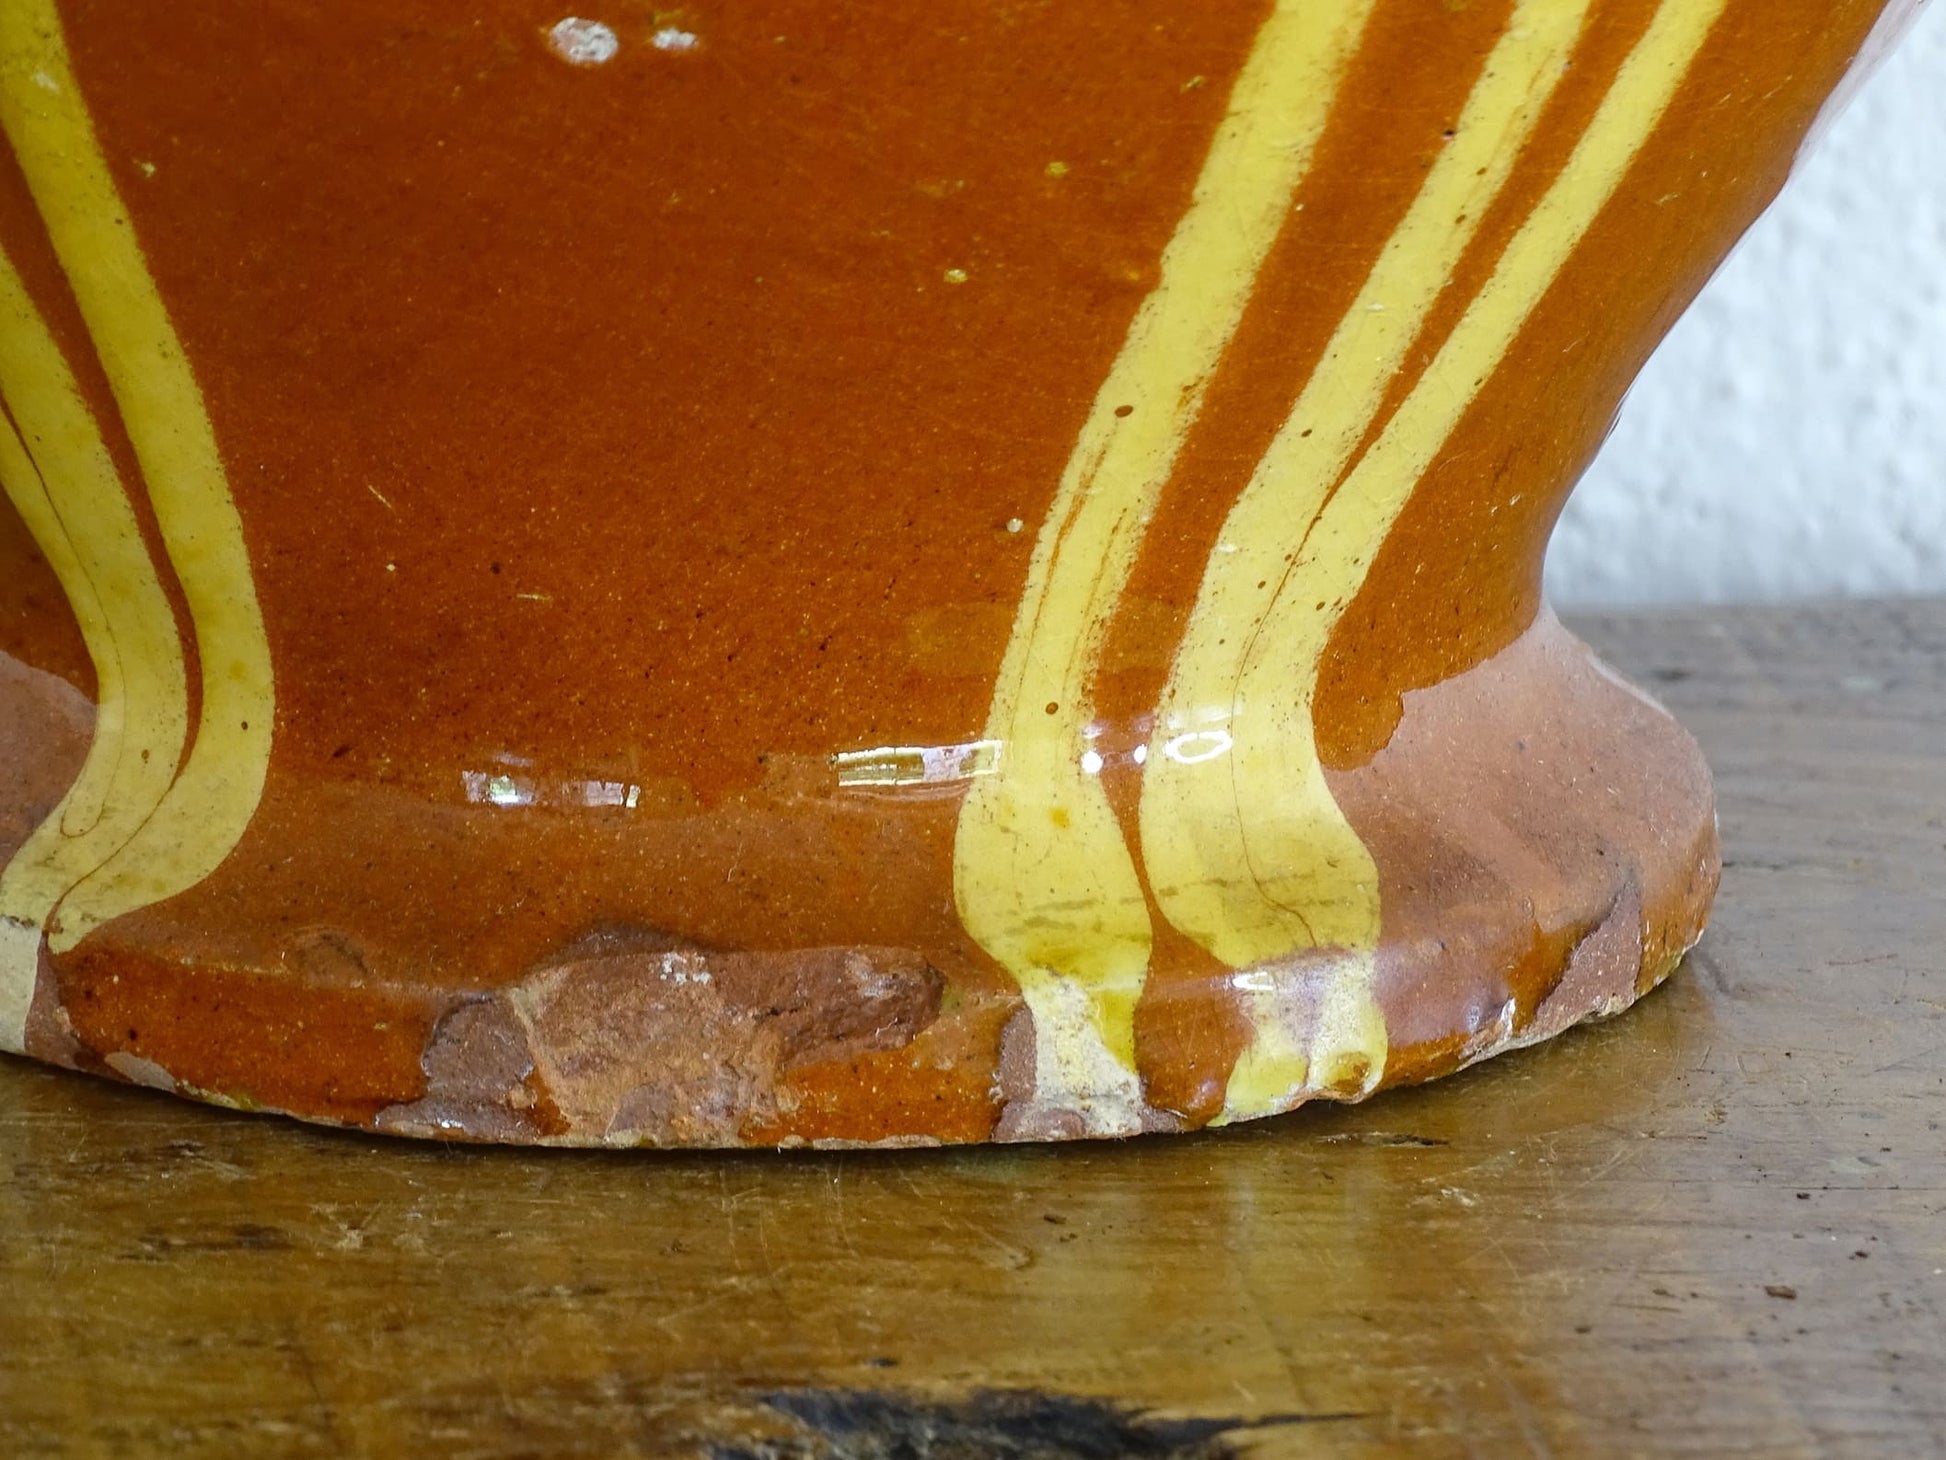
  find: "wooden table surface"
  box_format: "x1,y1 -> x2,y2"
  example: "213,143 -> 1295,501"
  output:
3,600 -> 1943,1459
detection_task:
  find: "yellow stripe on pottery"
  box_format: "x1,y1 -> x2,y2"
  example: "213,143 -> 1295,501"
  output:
953,0 -> 1376,1133
1146,0 -> 1728,1120
1143,0 -> 1593,1117
0,248 -> 189,1050
0,1 -> 274,955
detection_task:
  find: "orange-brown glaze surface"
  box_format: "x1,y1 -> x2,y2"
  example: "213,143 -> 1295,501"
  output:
20,609 -> 1715,1142
0,490 -> 90,696
1314,0 -> 1888,765
54,0 -> 1270,799
0,0 -> 1893,1142
57,938 -> 442,1125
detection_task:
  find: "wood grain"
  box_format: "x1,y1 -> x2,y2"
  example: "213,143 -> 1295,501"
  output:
3,600 -> 1943,1458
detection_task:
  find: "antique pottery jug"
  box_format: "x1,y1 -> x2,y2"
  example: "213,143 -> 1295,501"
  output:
0,0 -> 1918,1144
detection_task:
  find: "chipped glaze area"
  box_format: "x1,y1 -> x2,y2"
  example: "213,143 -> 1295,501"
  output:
0,0 -> 1898,1143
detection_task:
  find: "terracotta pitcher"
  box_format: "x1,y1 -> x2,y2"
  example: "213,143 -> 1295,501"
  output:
0,0 -> 1918,1144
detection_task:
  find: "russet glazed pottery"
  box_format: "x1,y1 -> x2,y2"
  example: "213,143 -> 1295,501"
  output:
0,0 -> 1917,1144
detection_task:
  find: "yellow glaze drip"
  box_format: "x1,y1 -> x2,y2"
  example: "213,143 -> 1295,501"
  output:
0,247 -> 189,1048
1146,0 -> 1728,1120
953,0 -> 1376,1133
0,1 -> 273,1002
1144,0 -> 1593,1117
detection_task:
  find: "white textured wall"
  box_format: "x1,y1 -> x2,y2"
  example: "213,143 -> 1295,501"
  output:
1547,3 -> 1946,608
